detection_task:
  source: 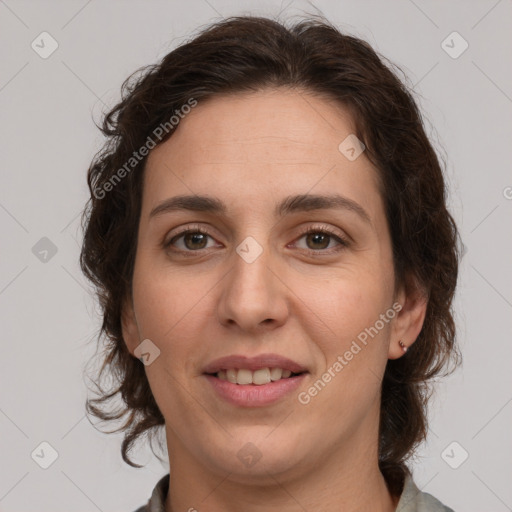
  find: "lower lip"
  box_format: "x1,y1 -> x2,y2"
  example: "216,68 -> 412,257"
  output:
204,373 -> 307,407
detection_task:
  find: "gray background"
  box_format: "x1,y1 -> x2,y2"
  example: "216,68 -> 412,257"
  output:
1,0 -> 511,510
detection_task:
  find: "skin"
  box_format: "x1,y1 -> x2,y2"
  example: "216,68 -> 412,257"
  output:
122,88 -> 427,511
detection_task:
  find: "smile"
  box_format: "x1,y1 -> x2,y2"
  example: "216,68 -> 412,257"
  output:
213,367 -> 299,385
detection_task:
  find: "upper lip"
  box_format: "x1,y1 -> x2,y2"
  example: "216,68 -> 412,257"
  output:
203,353 -> 308,374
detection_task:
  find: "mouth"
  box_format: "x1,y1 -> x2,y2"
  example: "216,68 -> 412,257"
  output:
202,353 -> 308,384
205,367 -> 307,385
202,353 -> 309,405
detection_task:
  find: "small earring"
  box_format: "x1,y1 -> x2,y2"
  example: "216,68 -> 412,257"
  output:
398,340 -> 408,353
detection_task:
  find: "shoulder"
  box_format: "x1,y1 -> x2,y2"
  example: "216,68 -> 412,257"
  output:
133,472 -> 455,512
132,473 -> 170,512
396,473 -> 455,512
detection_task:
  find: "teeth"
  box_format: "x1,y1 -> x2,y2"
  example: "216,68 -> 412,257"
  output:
270,368 -> 282,381
253,368 -> 271,385
236,369 -> 253,385
215,367 -> 297,385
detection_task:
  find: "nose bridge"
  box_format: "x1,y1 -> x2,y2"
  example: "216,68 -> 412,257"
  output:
216,234 -> 288,330
234,238 -> 270,294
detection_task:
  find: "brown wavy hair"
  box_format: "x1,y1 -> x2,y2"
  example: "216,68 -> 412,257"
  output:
80,15 -> 462,495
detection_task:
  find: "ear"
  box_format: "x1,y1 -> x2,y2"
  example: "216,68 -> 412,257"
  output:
121,295 -> 140,357
388,275 -> 428,360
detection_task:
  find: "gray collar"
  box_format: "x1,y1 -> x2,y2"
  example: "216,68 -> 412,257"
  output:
136,472 -> 455,512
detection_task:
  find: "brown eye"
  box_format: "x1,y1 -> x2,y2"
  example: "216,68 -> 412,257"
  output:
294,228 -> 347,253
166,229 -> 217,252
305,232 -> 331,250
182,232 -> 209,250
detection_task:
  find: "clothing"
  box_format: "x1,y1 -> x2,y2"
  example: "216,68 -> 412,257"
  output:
133,472 -> 455,512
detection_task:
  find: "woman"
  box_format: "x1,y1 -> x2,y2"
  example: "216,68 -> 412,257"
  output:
81,15 -> 461,511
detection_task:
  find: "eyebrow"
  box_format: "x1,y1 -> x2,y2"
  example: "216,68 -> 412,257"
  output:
149,193 -> 371,224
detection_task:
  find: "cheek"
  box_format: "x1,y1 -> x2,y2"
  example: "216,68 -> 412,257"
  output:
300,276 -> 393,428
132,257 -> 208,339
131,265 -> 220,404
131,270 -> 211,414
304,269 -> 394,352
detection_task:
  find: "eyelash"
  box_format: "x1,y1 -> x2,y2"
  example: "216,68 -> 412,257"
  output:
163,223 -> 349,257
293,225 -> 349,255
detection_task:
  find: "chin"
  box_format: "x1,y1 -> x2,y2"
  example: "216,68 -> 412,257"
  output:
202,432 -> 310,482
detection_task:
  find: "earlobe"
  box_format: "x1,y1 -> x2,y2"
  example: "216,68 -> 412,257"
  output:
121,297 -> 140,356
388,277 -> 428,360
388,339 -> 408,360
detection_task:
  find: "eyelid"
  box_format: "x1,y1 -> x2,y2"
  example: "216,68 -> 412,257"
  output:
163,222 -> 350,254
294,223 -> 348,243
291,223 -> 350,253
163,223 -> 217,248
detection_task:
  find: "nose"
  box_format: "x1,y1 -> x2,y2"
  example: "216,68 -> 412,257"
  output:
216,240 -> 289,333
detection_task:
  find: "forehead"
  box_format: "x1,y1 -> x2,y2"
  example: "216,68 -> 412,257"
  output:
154,88 -> 357,161
143,88 -> 383,220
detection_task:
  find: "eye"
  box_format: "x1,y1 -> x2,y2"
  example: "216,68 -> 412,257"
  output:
163,223 -> 349,256
164,226 -> 219,252
292,225 -> 349,254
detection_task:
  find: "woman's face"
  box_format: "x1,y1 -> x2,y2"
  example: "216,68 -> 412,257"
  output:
122,88 -> 420,482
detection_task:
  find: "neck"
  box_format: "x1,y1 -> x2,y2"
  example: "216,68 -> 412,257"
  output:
164,418 -> 400,511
